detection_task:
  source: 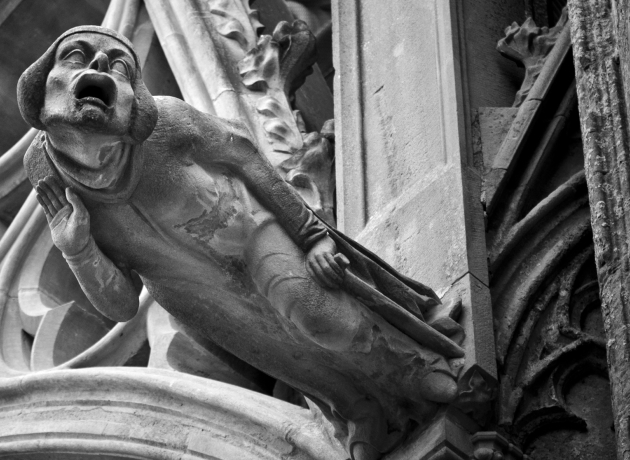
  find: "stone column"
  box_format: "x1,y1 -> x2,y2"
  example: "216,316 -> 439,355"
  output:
332,0 -> 497,457
568,1 -> 630,458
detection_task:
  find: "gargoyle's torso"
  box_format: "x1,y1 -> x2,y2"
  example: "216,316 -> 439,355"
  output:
77,97 -> 278,298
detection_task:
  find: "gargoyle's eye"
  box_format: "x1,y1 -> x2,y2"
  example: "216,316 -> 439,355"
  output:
64,50 -> 86,65
111,60 -> 130,80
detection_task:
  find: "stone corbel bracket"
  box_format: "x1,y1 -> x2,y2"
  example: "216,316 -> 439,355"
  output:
454,366 -> 497,426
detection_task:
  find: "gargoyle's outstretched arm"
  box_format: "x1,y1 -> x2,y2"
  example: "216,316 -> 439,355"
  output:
36,176 -> 139,322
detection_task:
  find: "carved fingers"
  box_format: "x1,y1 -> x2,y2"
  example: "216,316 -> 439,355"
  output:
35,176 -> 91,257
308,254 -> 339,288
36,176 -> 69,221
65,187 -> 89,217
306,236 -> 350,289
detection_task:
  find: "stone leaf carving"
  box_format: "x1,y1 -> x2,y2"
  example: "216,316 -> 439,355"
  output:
280,118 -> 335,224
256,95 -> 303,152
239,19 -> 316,97
208,0 -> 263,50
207,5 -> 334,230
239,20 -> 316,153
497,8 -> 568,107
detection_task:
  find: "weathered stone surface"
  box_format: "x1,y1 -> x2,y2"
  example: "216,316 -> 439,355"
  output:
475,12 -> 617,455
332,0 -> 495,377
0,367 -> 347,460
332,0 -> 501,456
568,0 -> 630,457
475,107 -> 518,175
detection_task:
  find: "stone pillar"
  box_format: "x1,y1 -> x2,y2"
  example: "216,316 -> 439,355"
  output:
568,1 -> 630,458
332,0 -> 497,456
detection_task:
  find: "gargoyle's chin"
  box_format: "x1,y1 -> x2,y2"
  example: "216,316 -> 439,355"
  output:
42,106 -> 127,142
73,102 -> 111,128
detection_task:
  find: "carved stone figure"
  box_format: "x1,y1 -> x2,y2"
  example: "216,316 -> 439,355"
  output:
18,26 -> 463,460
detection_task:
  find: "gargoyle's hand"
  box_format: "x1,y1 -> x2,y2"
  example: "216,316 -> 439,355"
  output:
36,176 -> 91,257
305,235 -> 350,289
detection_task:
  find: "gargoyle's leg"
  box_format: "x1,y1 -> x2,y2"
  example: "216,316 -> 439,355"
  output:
245,220 -> 458,407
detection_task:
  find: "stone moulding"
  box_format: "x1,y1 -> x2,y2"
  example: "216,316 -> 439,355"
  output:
484,14 -> 572,217
0,367 -> 345,459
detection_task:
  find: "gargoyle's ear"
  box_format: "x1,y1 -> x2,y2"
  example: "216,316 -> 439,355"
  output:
127,75 -> 158,144
17,41 -> 57,131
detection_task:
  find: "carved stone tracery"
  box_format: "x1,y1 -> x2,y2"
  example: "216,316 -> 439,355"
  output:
473,5 -> 616,457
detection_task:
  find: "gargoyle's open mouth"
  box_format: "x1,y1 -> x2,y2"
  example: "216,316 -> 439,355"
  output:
74,73 -> 117,109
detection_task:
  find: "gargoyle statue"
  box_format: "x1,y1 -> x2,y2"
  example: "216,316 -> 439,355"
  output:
18,26 -> 463,460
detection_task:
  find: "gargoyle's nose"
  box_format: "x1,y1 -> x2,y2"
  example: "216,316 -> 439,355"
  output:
88,51 -> 110,73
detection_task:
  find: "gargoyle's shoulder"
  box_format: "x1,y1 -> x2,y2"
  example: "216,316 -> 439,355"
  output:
150,96 -> 253,146
153,96 -> 192,121
23,131 -> 57,187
